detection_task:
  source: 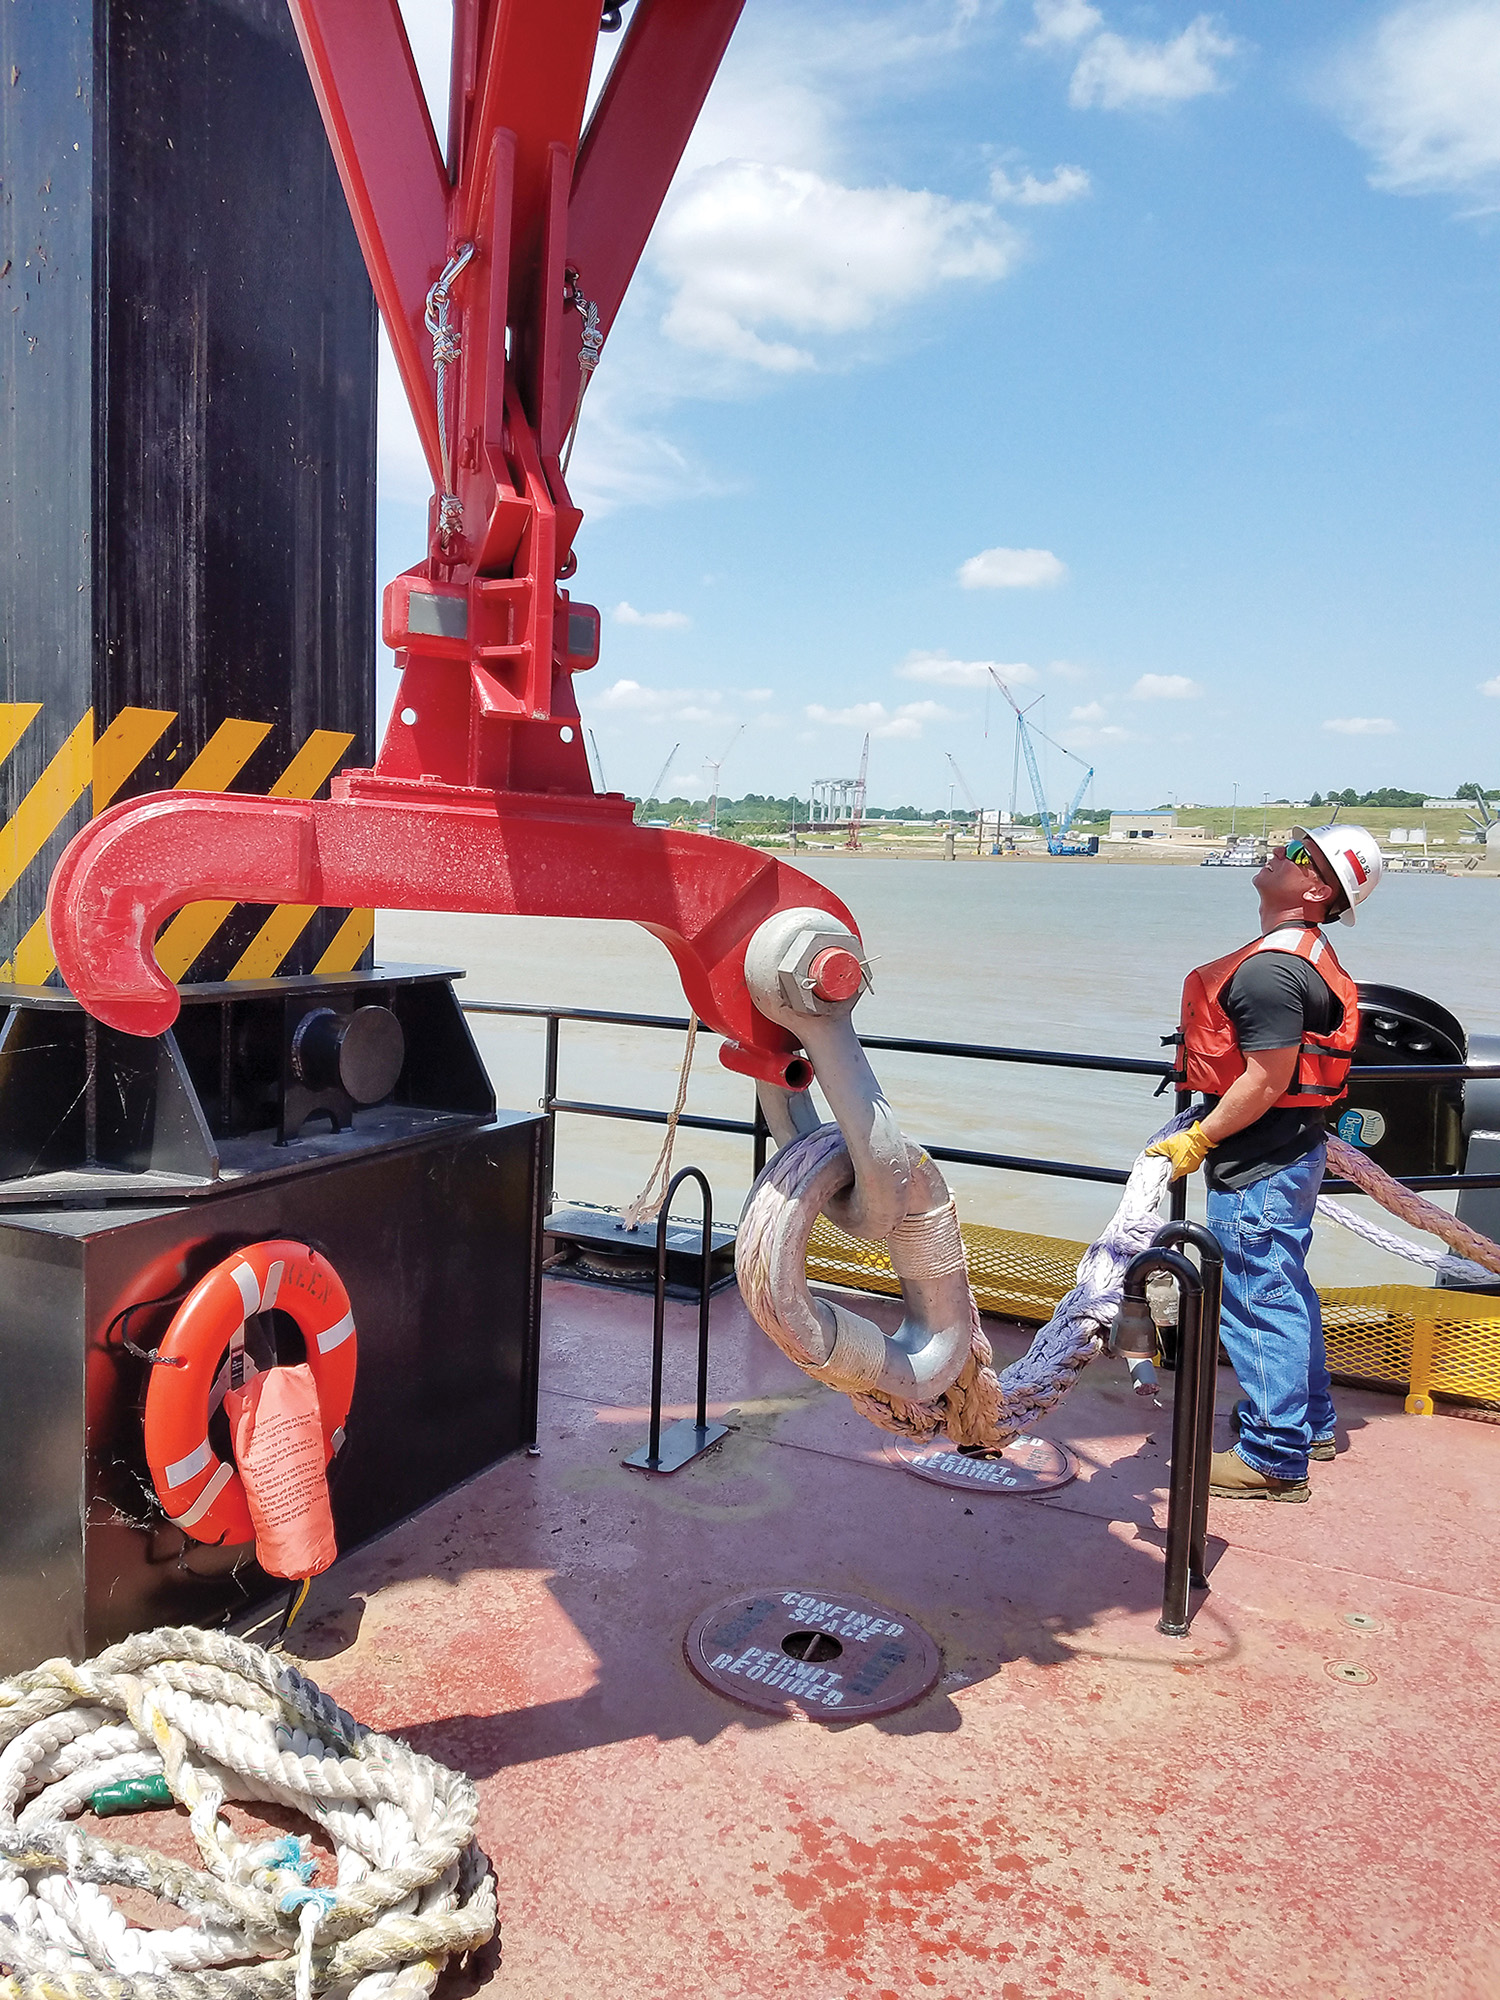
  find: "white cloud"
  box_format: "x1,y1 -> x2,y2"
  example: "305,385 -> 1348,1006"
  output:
1131,673 -> 1202,700
613,601 -> 691,629
896,650 -> 1038,687
958,545 -> 1067,589
805,698 -> 953,740
745,687 -> 775,701
1330,1 -> 1500,207
656,162 -> 1017,372
1322,715 -> 1398,735
1482,675 -> 1500,695
1069,701 -> 1108,722
1064,721 -> 1132,747
990,163 -> 1093,205
561,371 -> 727,517
1048,658 -> 1090,681
596,678 -> 730,724
1027,0 -> 1103,46
1069,16 -> 1238,110
381,4 -> 1031,530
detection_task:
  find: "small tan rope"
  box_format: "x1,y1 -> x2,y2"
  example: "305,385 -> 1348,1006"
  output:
621,1015 -> 699,1232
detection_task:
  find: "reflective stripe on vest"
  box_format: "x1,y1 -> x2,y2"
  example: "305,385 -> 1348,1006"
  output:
1178,925 -> 1359,1110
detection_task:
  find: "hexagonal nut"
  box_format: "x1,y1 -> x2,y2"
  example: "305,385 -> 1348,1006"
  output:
776,926 -> 864,1015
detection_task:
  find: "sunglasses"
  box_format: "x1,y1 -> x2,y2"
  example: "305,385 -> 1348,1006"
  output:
1284,839 -> 1315,868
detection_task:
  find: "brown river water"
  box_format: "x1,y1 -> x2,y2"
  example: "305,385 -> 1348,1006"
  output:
378,857 -> 1500,1291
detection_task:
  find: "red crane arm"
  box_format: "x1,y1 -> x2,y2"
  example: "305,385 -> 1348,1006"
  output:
286,0 -> 450,486
564,0 -> 746,441
46,0 -> 861,1088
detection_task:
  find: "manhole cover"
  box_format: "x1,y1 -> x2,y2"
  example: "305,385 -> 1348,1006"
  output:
1343,1611 -> 1383,1633
685,1589 -> 941,1720
885,1434 -> 1079,1495
1325,1660 -> 1377,1686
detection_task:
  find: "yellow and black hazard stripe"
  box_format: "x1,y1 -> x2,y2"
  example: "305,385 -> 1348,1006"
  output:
0,704 -> 373,990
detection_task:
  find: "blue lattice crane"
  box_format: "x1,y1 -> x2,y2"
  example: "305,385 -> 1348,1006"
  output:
988,670 -> 1098,856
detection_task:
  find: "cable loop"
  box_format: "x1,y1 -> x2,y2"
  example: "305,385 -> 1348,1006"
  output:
560,268 -> 604,478
424,242 -> 475,549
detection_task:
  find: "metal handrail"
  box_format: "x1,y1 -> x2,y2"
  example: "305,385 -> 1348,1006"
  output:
459,1000 -> 1500,1195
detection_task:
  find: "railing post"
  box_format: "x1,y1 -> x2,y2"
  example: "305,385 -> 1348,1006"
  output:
624,1166 -> 729,1474
1170,1079 -> 1191,1224
1152,1220 -> 1225,1589
1118,1244 -> 1207,1636
752,1092 -> 769,1181
540,1012 -> 560,1210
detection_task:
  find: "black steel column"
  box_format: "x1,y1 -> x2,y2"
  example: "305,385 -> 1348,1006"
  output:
1,0 -> 375,980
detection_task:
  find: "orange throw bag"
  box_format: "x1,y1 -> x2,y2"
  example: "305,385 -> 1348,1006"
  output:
225,1364 -> 338,1580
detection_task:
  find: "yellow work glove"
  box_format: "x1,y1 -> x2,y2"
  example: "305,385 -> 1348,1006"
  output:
1146,1121 -> 1212,1181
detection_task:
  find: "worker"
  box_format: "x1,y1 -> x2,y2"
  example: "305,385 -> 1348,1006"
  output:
1147,825 -> 1384,1501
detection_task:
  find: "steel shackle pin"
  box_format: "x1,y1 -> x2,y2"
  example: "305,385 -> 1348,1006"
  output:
743,907 -> 909,1243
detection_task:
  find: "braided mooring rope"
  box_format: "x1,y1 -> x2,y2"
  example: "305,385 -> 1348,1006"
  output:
736,1115 -> 1189,1450
740,1118 -> 1500,1451
1321,1134 -> 1500,1280
0,1627 -> 495,2000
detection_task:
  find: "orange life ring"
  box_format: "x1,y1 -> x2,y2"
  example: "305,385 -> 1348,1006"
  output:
143,1240 -> 356,1546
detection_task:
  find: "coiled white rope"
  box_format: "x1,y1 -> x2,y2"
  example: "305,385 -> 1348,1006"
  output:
0,1627 -> 496,2000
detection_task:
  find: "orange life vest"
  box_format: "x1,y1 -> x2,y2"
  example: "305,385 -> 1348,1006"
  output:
1177,925 -> 1359,1109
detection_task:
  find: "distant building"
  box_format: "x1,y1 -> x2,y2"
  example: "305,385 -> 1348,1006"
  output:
1424,797 -> 1498,810
1109,811 -> 1176,841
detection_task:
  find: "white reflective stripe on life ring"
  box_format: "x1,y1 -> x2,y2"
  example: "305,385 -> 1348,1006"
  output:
316,1311 -> 355,1355
164,1438 -> 213,1489
169,1459 -> 236,1530
260,1259 -> 285,1313
230,1262 -> 261,1318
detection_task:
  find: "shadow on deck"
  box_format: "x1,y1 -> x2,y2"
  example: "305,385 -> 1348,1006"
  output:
288,1276 -> 1500,2000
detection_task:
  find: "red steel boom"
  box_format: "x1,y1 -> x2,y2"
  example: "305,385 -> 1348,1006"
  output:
46,0 -> 859,1087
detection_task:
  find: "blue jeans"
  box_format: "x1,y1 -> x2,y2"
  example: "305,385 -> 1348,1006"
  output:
1206,1144 -> 1336,1481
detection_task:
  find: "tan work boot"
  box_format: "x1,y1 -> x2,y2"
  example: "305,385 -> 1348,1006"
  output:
1208,1448 -> 1310,1503
1232,1399 -> 1335,1461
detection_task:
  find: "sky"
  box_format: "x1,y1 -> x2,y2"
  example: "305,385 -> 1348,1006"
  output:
381,0 -> 1500,812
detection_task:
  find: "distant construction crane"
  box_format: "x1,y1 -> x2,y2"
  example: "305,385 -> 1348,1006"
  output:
844,734 -> 870,851
944,751 -> 978,815
988,669 -> 1097,856
644,741 -> 680,807
587,728 -> 609,795
705,724 -> 744,836
945,751 -> 986,853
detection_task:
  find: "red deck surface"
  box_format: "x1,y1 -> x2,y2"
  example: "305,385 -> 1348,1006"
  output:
288,1277 -> 1500,1999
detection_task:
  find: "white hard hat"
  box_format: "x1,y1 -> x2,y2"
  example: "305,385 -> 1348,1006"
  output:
1293,823 -> 1383,926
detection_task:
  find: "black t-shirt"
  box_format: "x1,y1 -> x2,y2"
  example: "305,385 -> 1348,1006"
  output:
1200,940 -> 1342,1190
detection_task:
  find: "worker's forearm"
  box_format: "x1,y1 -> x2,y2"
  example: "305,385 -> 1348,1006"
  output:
1199,1073 -> 1283,1146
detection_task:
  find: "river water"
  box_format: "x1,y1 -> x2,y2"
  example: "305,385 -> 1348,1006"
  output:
378,858 -> 1500,1291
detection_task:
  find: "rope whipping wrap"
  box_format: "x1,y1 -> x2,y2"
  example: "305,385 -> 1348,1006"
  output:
0,1627 -> 496,2000
736,1115 -> 1189,1449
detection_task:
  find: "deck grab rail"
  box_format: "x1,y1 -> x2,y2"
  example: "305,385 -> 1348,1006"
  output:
459,1001 -> 1500,1198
